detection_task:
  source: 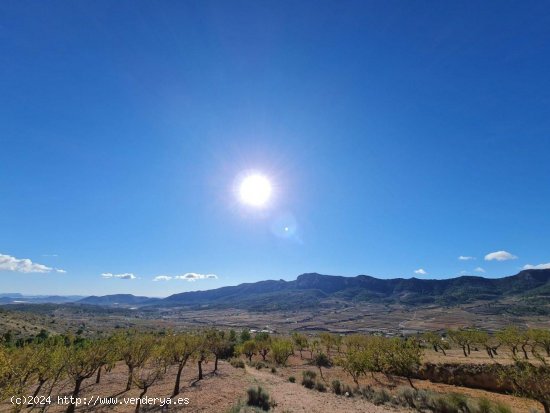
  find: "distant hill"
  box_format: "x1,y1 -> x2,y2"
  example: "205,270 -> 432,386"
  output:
78,294 -> 162,306
160,269 -> 550,310
0,294 -> 84,305
3,269 -> 549,311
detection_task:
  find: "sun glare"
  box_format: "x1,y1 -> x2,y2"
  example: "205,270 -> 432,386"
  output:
239,174 -> 272,207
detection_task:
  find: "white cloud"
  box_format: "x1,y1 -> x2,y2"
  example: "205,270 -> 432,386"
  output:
174,272 -> 218,282
474,267 -> 486,273
484,251 -> 518,261
153,275 -> 172,281
459,256 -> 476,261
0,253 -> 65,274
522,263 -> 550,270
414,268 -> 427,275
42,254 -> 58,257
55,269 -> 67,274
153,273 -> 217,281
101,272 -> 136,280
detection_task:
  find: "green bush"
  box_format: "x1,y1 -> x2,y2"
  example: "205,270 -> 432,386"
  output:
301,370 -> 317,389
288,376 -> 295,383
315,381 -> 326,392
271,367 -> 277,373
246,386 -> 271,411
331,379 -> 342,395
253,361 -> 267,370
371,388 -> 391,405
230,358 -> 245,369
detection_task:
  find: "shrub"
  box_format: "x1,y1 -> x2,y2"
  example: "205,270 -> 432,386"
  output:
476,398 -> 493,413
428,393 -> 469,413
288,376 -> 295,383
253,361 -> 267,370
395,386 -> 416,407
230,359 -> 245,369
356,386 -> 375,399
301,370 -> 317,389
247,386 -> 271,411
492,403 -> 512,413
271,367 -> 277,373
315,381 -> 326,392
226,401 -> 266,413
371,388 -> 391,405
342,383 -> 354,397
331,379 -> 342,395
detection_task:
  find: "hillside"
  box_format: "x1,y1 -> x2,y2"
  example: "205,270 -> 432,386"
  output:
3,270 -> 549,311
161,269 -> 550,310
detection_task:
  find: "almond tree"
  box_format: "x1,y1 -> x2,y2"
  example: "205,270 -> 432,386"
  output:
504,351 -> 550,413
319,332 -> 335,356
208,330 -> 233,372
238,340 -> 257,362
270,338 -> 294,366
0,345 -> 14,403
28,340 -> 66,402
383,338 -> 423,389
132,351 -> 166,413
254,332 -> 271,362
5,344 -> 42,412
165,332 -> 199,396
335,345 -> 368,386
313,352 -> 331,381
94,336 -> 118,384
531,329 -> 550,357
116,332 -> 157,391
497,326 -> 522,357
422,331 -> 448,355
291,333 -> 309,359
64,341 -> 104,413
194,332 -> 211,381
447,329 -> 474,357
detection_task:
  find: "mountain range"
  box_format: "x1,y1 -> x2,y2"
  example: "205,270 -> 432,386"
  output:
2,269 -> 549,311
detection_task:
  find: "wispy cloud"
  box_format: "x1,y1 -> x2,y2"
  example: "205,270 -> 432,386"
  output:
42,254 -> 59,257
474,267 -> 486,273
55,269 -> 67,274
458,256 -> 476,261
153,272 -> 218,282
484,250 -> 518,261
0,253 -> 65,274
175,273 -> 218,281
414,268 -> 427,275
153,275 -> 172,281
522,263 -> 550,270
101,272 -> 136,280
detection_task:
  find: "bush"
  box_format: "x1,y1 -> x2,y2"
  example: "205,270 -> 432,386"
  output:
247,386 -> 271,411
342,383 -> 354,397
315,381 -> 326,392
331,379 -> 342,395
301,370 -> 317,389
226,402 -> 266,413
271,367 -> 277,373
230,359 -> 245,369
288,376 -> 295,383
371,389 -> 391,405
252,361 -> 267,370
395,386 -> 416,407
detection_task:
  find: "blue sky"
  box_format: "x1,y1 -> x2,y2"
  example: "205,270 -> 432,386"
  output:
1,1 -> 549,296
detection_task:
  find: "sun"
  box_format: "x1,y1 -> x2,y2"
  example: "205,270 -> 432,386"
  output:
239,174 -> 272,207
